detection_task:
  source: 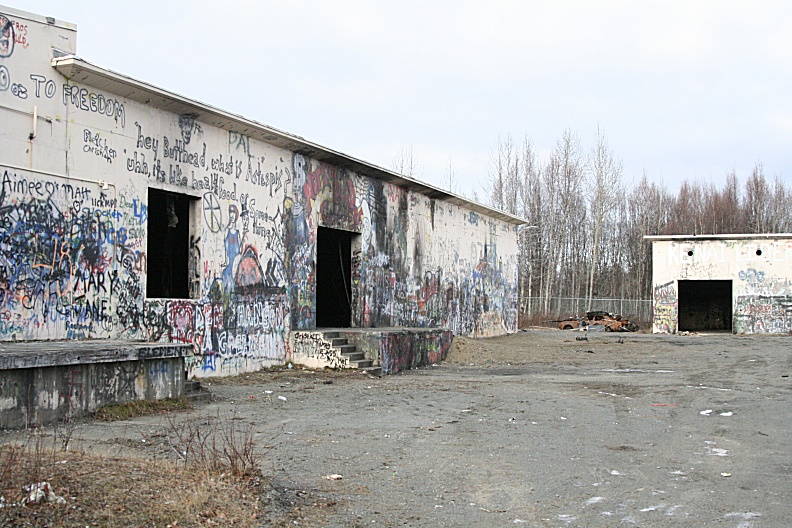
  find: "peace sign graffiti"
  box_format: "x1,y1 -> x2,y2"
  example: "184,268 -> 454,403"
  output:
203,193 -> 223,233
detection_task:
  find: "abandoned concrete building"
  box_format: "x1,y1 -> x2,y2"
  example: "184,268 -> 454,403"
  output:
0,7 -> 523,425
648,234 -> 792,334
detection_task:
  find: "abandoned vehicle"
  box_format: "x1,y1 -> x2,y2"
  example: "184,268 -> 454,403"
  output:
556,311 -> 639,332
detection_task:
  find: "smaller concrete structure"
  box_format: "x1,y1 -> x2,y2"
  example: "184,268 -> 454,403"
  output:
647,234 -> 792,334
0,341 -> 191,428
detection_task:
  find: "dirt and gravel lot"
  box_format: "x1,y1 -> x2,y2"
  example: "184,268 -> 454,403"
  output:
16,328 -> 792,527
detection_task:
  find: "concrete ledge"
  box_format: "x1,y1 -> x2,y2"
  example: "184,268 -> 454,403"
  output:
0,340 -> 192,370
0,341 -> 192,428
347,328 -> 453,375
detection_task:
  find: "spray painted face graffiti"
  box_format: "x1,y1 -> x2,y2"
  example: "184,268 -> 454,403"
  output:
0,15 -> 15,58
178,113 -> 200,145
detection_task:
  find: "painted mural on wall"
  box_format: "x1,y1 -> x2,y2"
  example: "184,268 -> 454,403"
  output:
355,184 -> 518,337
0,9 -> 520,377
733,269 -> 792,334
652,281 -> 677,334
281,154 -> 519,338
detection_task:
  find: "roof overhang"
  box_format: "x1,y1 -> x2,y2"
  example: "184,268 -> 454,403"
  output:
52,55 -> 526,226
644,233 -> 792,241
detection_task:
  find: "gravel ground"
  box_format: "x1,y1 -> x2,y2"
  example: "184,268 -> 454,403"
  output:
62,329 -> 792,527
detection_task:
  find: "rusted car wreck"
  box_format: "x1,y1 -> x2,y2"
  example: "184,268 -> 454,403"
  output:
556,311 -> 639,332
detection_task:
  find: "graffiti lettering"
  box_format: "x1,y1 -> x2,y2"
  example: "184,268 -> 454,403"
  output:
135,122 -> 159,158
9,81 -> 26,98
163,137 -> 206,168
228,131 -> 251,157
0,65 -> 8,91
29,74 -> 56,98
62,84 -> 126,127
11,18 -> 27,49
126,152 -> 148,175
653,281 -> 677,333
83,128 -> 117,164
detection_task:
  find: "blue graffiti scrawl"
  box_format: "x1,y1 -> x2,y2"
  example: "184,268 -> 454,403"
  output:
0,169 -> 115,339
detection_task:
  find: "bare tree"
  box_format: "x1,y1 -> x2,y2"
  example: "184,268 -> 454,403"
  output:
519,137 -> 542,312
540,130 -> 586,311
585,127 -> 622,309
392,145 -> 422,178
444,157 -> 459,194
769,174 -> 792,232
743,162 -> 771,234
486,135 -> 515,211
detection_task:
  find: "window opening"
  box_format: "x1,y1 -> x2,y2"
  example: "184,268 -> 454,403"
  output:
147,188 -> 198,299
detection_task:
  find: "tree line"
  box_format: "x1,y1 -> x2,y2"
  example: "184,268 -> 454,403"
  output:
480,130 -> 792,315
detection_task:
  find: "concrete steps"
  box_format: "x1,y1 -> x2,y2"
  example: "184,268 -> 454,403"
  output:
184,379 -> 212,403
324,332 -> 382,376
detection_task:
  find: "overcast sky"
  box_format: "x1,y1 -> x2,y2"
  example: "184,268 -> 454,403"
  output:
17,1 -> 792,198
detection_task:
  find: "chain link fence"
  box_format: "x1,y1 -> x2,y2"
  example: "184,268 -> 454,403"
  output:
523,296 -> 653,322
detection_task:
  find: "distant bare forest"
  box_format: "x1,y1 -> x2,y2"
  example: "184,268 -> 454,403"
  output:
482,130 -> 792,312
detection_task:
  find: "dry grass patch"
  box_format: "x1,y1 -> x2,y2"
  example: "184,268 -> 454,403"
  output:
0,442 -> 263,528
93,398 -> 192,422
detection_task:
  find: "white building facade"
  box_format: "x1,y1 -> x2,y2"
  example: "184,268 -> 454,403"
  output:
648,234 -> 792,334
0,7 -> 523,377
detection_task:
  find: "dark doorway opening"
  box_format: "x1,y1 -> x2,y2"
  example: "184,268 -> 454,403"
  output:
147,188 -> 194,299
316,227 -> 354,328
678,280 -> 733,332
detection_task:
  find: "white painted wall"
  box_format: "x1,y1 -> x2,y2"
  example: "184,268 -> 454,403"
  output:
0,6 -> 520,377
651,237 -> 792,334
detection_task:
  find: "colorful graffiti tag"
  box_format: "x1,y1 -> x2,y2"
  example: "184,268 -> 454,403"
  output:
653,281 -> 677,333
0,10 -> 520,380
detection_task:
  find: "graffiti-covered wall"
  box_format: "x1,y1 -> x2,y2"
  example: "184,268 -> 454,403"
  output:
0,7 -> 520,377
650,237 -> 792,334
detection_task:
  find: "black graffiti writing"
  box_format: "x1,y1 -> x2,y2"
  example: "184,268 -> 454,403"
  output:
135,122 -> 159,158
29,74 -> 57,98
246,159 -> 284,196
210,154 -> 241,177
83,129 -> 117,164
62,84 -> 126,127
0,65 -> 8,91
163,137 -> 206,168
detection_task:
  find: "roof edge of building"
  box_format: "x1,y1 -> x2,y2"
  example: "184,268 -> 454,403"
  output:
644,233 -> 792,241
1,5 -> 76,30
52,55 -> 526,226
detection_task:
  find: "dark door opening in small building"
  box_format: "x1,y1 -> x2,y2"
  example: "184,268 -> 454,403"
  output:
678,280 -> 733,332
147,188 -> 192,299
316,227 -> 354,328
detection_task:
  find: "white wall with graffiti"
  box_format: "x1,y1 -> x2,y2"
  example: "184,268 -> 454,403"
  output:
0,7 -> 520,377
650,236 -> 792,334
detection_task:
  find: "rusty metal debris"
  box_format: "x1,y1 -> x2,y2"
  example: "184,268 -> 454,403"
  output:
555,311 -> 639,332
